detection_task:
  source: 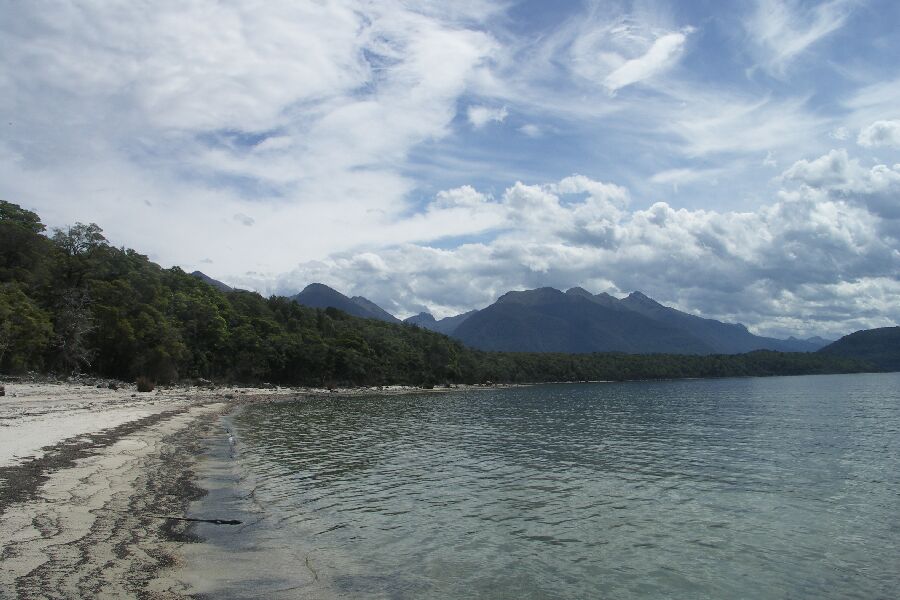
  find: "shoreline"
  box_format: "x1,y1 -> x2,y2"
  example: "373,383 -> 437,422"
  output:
0,382 -> 290,599
0,379 -> 510,598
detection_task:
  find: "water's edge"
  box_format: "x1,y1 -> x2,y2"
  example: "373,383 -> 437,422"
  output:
173,374 -> 900,599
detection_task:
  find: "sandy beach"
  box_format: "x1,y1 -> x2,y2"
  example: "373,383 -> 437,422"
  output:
0,378 -> 498,599
0,379 -> 298,599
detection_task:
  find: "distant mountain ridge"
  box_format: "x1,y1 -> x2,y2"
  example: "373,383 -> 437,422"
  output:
289,282 -> 833,355
818,327 -> 900,371
452,287 -> 713,354
451,287 -> 831,355
292,283 -> 400,323
404,310 -> 477,335
616,290 -> 824,353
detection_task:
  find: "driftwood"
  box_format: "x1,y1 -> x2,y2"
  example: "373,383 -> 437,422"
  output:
147,514 -> 242,525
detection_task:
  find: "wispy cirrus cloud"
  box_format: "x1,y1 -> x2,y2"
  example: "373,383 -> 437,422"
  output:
467,105 -> 508,128
601,27 -> 693,93
0,0 -> 500,273
745,0 -> 855,75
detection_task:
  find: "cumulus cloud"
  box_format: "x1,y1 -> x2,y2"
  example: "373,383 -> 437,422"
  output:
781,149 -> 900,220
467,105 -> 508,128
857,119 -> 900,148
261,169 -> 899,338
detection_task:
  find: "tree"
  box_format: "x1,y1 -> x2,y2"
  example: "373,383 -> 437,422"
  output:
51,288 -> 96,374
0,283 -> 53,372
0,201 -> 54,286
51,222 -> 107,256
0,200 -> 45,233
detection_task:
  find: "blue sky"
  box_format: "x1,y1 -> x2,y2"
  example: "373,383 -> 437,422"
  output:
2,0 -> 899,338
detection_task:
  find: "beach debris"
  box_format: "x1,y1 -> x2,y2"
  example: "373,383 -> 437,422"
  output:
136,376 -> 155,392
0,384 -> 4,396
147,514 -> 242,525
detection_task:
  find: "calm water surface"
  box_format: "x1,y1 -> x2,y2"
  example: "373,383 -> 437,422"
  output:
187,373 -> 900,599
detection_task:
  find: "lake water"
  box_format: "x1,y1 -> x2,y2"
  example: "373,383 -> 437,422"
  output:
184,373 -> 900,599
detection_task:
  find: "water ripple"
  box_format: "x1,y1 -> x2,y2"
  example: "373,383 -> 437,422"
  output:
218,373 -> 900,599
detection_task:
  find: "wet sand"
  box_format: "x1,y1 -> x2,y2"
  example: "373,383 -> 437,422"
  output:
0,380 -> 500,598
0,381 -> 295,599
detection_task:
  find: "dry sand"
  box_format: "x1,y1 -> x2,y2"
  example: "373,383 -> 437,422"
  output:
0,381 -> 296,599
0,379 -> 503,598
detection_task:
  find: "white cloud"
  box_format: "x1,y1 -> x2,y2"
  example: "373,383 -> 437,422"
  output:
567,15 -> 694,93
650,167 -> 723,188
518,124 -> 542,137
746,0 -> 854,75
467,104 -> 508,128
3,1 -> 896,340
431,185 -> 490,209
0,0 -> 499,274
830,126 -> 850,141
665,93 -> 828,157
781,148 -> 863,188
781,148 -> 900,220
263,167 -> 899,338
857,119 -> 900,148
602,29 -> 692,93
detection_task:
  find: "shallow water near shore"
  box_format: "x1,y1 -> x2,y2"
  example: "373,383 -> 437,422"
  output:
184,373 -> 900,599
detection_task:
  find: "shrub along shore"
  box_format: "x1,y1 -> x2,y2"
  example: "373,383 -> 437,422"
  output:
1,201 -> 873,387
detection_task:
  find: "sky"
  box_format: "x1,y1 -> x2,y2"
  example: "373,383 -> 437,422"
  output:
2,0 -> 899,339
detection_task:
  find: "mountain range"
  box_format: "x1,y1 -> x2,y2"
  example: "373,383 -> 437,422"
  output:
292,283 -> 400,323
290,282 -> 831,355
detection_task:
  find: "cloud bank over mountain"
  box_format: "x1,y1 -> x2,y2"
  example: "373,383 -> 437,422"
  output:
262,165 -> 898,339
2,0 -> 899,339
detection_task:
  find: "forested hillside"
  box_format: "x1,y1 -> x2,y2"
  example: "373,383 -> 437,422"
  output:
0,201 -> 876,386
818,327 -> 900,371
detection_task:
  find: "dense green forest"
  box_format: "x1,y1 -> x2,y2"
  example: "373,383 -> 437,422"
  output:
0,200 -> 874,386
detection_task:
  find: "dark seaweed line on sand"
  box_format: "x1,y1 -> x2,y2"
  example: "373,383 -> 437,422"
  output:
7,409 -> 224,598
0,408 -> 190,515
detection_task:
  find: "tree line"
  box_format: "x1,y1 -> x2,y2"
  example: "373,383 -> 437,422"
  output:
0,200 -> 873,386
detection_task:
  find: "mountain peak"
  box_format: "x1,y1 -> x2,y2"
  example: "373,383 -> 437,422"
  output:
293,283 -> 399,323
190,271 -> 233,292
301,282 -> 338,294
405,311 -> 437,325
497,287 -> 564,305
565,287 -> 594,298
